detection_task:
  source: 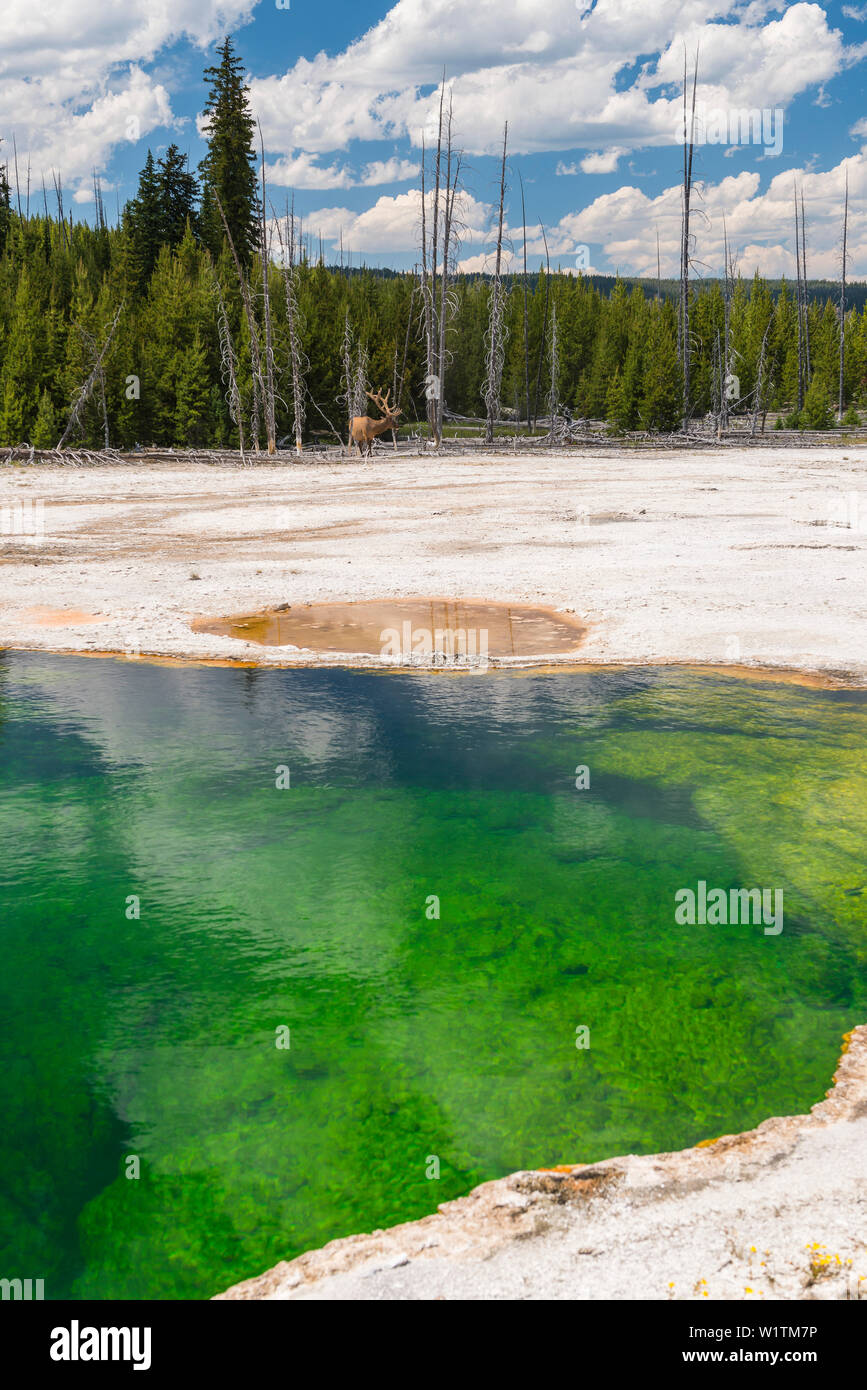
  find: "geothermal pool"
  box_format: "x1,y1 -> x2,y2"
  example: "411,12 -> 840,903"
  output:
1,653 -> 864,1298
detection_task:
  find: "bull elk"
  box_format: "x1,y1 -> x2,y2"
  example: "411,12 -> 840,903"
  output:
349,387 -> 402,457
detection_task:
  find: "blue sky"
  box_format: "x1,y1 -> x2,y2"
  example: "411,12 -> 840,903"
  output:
2,1 -> 866,278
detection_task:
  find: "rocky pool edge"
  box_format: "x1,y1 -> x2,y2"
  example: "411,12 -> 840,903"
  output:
215,1025 -> 867,1301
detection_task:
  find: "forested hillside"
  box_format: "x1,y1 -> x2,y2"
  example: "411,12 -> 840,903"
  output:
1,37 -> 864,450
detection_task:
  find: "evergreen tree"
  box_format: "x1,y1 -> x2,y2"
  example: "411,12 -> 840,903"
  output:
198,36 -> 260,266
31,388 -> 58,448
639,309 -> 681,431
157,145 -> 199,247
606,339 -> 643,431
125,152 -> 163,288
174,331 -> 211,444
0,266 -> 45,443
801,374 -> 833,429
584,278 -> 629,417
0,379 -> 24,442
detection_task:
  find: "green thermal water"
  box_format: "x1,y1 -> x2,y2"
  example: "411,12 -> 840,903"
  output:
0,653 -> 865,1299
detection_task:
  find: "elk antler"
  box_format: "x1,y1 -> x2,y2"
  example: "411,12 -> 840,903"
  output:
366,386 -> 393,414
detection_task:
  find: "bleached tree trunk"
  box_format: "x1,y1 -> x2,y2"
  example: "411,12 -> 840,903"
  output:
12,134 -> 22,219
52,172 -> 70,250
57,301 -> 124,449
838,171 -> 848,421
800,189 -> 811,385
436,101 -> 460,444
794,188 -> 804,411
419,138 -> 434,438
258,124 -> 277,454
391,341 -> 400,451
210,266 -> 246,462
751,319 -> 771,438
656,226 -> 662,305
519,171 -> 531,431
352,340 -> 369,422
396,281 -> 415,420
214,188 -> 263,452
679,48 -> 698,429
547,298 -> 560,428
341,310 -> 354,450
429,77 -> 446,444
719,215 -> 733,435
484,122 -> 508,444
279,205 -> 307,456
98,361 -> 110,449
533,223 -> 551,429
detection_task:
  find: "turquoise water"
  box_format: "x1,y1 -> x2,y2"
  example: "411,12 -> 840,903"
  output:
0,653 -> 865,1299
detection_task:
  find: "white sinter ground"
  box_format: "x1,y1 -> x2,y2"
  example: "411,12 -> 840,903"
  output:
0,446 -> 865,681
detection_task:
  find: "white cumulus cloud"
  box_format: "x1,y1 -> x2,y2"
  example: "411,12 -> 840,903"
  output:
0,1 -> 257,190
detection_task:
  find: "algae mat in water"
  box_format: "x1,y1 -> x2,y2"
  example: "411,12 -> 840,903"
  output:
0,653 -> 864,1299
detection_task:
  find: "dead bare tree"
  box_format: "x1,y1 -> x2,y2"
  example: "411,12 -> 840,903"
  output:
519,171 -> 531,430
679,46 -> 699,429
96,347 -> 109,447
750,318 -> 772,437
838,169 -> 849,421
656,226 -> 662,305
214,188 -> 264,452
428,77 -> 446,443
57,302 -> 124,449
417,76 -> 462,446
546,296 -> 560,428
340,310 -> 355,447
72,320 -> 111,448
352,338 -> 370,422
274,201 -> 308,456
419,134 -> 434,436
711,329 -> 722,432
210,267 -> 246,462
52,171 -> 70,250
484,122 -> 509,444
12,134 -> 22,219
533,223 -> 551,428
435,97 -> 461,444
257,123 -> 277,454
390,340 -> 401,451
793,185 -> 804,411
92,171 -> 106,232
717,214 -> 737,436
393,280 -> 417,451
800,187 -> 811,385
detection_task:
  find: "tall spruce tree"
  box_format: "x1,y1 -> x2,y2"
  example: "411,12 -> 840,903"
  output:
157,145 -> 199,247
198,36 -> 260,266
125,151 -> 163,288
639,308 -> 681,432
174,330 -> 211,444
0,267 -> 44,443
31,388 -> 58,448
606,338 -> 643,431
